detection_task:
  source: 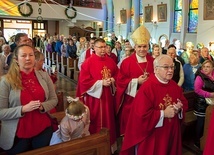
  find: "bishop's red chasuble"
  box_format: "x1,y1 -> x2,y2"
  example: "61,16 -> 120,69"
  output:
116,53 -> 154,135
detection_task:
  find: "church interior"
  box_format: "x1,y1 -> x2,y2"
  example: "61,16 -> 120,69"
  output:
0,0 -> 214,154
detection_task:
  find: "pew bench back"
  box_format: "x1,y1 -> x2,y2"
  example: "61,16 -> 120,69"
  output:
18,128 -> 110,155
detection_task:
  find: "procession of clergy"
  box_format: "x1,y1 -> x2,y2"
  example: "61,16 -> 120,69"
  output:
75,24 -> 214,155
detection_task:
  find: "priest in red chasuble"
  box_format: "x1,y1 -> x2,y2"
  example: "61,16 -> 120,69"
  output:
76,38 -> 118,153
120,55 -> 188,155
116,25 -> 154,136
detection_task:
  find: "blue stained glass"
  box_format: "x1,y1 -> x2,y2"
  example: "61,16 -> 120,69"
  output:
189,10 -> 198,33
174,11 -> 182,33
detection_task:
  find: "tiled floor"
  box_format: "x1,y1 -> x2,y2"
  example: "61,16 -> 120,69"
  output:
56,73 -> 203,155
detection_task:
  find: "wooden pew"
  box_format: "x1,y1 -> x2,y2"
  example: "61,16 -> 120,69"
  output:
48,51 -> 52,67
18,128 -> 111,155
182,91 -> 198,153
56,54 -> 62,73
55,91 -> 64,112
51,111 -> 65,123
74,58 -> 79,82
61,57 -> 67,76
45,50 -> 49,66
183,91 -> 197,127
200,105 -> 214,150
66,58 -> 75,79
52,52 -> 57,65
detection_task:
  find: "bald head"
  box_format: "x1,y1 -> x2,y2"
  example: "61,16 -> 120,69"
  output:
154,55 -> 174,82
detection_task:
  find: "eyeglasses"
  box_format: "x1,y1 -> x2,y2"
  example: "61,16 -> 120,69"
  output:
157,66 -> 176,70
95,46 -> 107,49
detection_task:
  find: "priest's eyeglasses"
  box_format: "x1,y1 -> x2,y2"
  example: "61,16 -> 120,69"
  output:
95,46 -> 107,49
157,66 -> 176,70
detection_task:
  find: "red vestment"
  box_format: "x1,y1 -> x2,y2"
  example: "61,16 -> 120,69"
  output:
120,74 -> 188,155
106,53 -> 118,64
85,48 -> 93,59
203,109 -> 214,155
116,53 -> 154,135
76,54 -> 118,147
76,48 -> 94,97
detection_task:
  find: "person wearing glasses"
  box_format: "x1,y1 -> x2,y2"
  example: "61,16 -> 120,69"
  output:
167,44 -> 184,87
116,25 -> 154,137
76,38 -> 118,153
121,55 -> 188,155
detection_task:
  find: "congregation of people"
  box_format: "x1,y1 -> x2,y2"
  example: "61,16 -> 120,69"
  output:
1,24 -> 214,155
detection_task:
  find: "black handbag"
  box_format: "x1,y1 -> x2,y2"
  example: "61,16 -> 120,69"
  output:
194,97 -> 209,113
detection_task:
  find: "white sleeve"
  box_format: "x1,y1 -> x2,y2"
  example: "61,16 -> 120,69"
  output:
78,51 -> 86,70
155,110 -> 164,128
86,80 -> 103,98
178,109 -> 183,119
125,78 -> 138,97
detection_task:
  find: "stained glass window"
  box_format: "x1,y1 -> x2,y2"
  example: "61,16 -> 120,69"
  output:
173,0 -> 182,33
188,0 -> 198,33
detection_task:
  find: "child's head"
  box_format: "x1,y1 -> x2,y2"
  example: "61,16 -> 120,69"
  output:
66,97 -> 86,120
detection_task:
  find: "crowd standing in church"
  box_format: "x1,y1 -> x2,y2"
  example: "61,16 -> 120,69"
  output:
1,23 -> 214,154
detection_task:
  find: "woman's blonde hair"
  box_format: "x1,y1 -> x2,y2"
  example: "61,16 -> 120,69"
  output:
67,100 -> 86,117
34,51 -> 44,61
202,60 -> 214,68
79,37 -> 87,49
5,44 -> 34,90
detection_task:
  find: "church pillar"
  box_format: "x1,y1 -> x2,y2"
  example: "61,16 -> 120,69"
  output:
133,0 -> 140,30
106,0 -> 114,33
180,0 -> 189,47
103,4 -> 107,35
125,1 -> 132,38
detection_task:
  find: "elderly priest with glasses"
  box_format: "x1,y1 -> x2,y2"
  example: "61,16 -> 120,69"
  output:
120,54 -> 188,155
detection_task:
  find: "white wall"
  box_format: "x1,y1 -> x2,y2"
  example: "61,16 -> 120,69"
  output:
112,0 -> 214,50
197,0 -> 214,48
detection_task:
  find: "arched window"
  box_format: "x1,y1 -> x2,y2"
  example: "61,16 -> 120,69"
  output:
188,0 -> 198,33
173,0 -> 182,33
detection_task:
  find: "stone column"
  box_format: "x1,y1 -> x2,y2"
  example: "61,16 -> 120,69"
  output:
133,0 -> 140,30
106,0 -> 113,33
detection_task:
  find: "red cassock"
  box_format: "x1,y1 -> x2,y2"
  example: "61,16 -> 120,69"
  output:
120,74 -> 188,155
106,53 -> 118,64
76,53 -> 118,146
116,53 -> 154,135
203,109 -> 214,155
